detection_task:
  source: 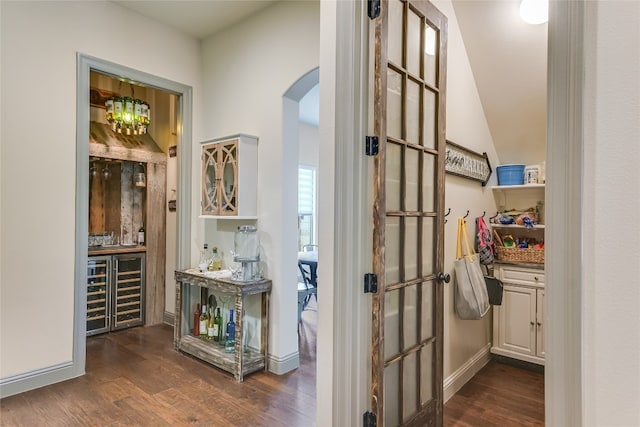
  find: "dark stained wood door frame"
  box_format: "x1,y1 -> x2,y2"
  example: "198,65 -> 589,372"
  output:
371,1 -> 448,425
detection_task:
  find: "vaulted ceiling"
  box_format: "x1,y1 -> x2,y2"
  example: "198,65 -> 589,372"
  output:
113,0 -> 547,164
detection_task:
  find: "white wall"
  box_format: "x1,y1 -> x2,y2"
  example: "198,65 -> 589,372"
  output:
582,1 -> 640,424
199,1 -> 320,371
0,1 -> 202,380
299,123 -> 320,168
431,0 -> 501,386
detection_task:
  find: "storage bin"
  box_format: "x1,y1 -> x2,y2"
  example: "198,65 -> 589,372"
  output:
496,245 -> 545,264
496,164 -> 525,185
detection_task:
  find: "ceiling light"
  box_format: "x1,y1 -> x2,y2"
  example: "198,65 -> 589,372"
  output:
105,83 -> 151,135
520,0 -> 548,25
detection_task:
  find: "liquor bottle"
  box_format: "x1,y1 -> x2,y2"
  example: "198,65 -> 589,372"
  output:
206,307 -> 216,340
193,303 -> 201,336
210,247 -> 223,271
225,309 -> 236,353
213,307 -> 223,342
199,304 -> 208,339
138,224 -> 145,245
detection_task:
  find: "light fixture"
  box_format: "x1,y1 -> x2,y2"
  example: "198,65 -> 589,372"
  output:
102,163 -> 111,180
134,162 -> 146,188
520,0 -> 548,25
105,83 -> 151,135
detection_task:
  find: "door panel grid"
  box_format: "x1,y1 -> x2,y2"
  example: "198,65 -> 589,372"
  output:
372,0 -> 448,425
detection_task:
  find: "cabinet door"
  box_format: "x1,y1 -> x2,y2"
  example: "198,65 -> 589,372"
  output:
536,289 -> 545,358
112,254 -> 145,330
202,143 -> 221,215
87,256 -> 110,335
498,285 -> 537,357
218,140 -> 238,215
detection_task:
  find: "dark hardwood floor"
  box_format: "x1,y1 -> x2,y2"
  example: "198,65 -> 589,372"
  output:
444,360 -> 544,426
1,299 -> 543,427
0,305 -> 318,427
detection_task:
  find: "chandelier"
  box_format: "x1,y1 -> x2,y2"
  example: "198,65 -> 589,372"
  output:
104,84 -> 151,135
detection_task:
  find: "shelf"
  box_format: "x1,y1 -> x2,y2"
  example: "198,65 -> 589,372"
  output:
491,224 -> 545,229
491,184 -> 545,190
178,334 -> 266,376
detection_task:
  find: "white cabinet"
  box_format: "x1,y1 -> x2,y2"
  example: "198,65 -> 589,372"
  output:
200,134 -> 258,218
491,264 -> 545,365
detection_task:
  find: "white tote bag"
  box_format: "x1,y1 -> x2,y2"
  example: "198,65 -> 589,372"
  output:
454,217 -> 490,320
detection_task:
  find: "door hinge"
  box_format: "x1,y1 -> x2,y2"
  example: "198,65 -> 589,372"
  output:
365,136 -> 379,156
364,273 -> 378,294
363,411 -> 377,427
367,0 -> 381,20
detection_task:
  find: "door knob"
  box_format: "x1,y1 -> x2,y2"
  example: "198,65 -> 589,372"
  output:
437,272 -> 451,283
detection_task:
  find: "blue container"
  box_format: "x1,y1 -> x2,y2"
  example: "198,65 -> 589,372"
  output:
496,164 -> 525,185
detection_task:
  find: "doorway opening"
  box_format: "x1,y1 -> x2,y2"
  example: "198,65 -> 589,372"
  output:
75,54 -> 193,374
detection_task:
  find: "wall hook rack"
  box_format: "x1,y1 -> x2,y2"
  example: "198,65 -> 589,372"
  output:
463,210 -> 470,219
489,211 -> 499,221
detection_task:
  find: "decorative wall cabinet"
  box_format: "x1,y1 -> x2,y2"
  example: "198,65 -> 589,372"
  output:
200,134 -> 258,218
86,253 -> 146,336
491,265 -> 545,365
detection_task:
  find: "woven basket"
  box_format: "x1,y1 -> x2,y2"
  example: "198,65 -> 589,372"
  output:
496,245 -> 544,264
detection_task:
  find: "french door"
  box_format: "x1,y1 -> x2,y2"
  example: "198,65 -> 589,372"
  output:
370,1 -> 448,426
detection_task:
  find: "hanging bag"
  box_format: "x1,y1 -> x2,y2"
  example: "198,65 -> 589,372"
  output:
475,216 -> 496,265
454,217 -> 490,319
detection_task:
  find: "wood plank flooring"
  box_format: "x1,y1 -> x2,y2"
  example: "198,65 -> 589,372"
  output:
0,306 -> 318,427
444,360 -> 545,426
1,299 -> 543,427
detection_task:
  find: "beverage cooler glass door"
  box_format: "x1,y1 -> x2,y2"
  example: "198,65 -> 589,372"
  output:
112,254 -> 145,330
87,256 -> 111,335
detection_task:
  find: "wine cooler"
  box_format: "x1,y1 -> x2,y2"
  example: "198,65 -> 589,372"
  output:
86,253 -> 145,336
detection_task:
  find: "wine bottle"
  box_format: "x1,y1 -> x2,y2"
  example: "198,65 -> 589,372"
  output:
206,307 -> 216,340
225,309 -> 236,353
193,303 -> 201,336
211,247 -> 223,271
199,304 -> 208,339
213,307 -> 223,342
138,224 -> 145,245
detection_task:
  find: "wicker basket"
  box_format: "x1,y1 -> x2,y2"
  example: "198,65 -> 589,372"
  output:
496,245 -> 545,264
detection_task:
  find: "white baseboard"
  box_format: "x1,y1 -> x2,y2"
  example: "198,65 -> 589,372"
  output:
443,343 -> 492,403
268,351 -> 299,375
0,361 -> 81,399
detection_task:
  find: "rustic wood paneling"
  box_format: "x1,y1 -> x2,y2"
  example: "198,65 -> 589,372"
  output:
146,162 -> 166,326
105,162 -> 122,237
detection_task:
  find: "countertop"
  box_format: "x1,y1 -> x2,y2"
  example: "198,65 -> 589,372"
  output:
88,245 -> 146,256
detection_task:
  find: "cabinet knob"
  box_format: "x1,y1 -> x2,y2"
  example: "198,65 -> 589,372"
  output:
534,277 -> 539,281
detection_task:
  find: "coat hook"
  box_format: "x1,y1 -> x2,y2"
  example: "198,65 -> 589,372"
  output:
444,207 -> 451,224
489,211 -> 499,221
463,210 -> 470,219
482,211 -> 486,218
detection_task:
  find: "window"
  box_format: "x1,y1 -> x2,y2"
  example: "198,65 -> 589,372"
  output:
298,166 -> 316,250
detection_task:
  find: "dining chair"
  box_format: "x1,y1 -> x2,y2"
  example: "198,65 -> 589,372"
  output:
297,262 -> 317,323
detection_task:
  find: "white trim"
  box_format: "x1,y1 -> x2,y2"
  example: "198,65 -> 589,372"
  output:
317,0 -> 370,425
546,1 -> 584,425
443,343 -> 492,403
267,351 -> 300,375
0,362 -> 77,398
